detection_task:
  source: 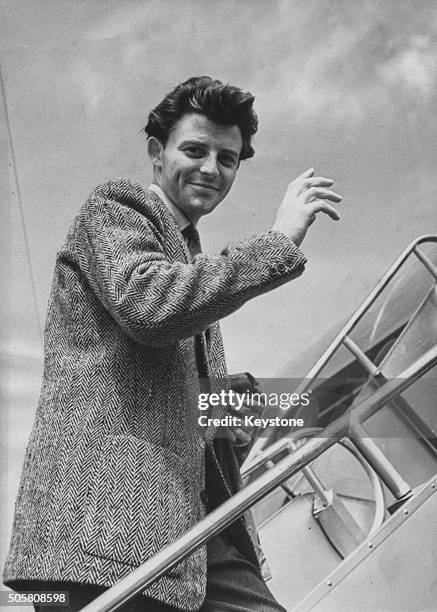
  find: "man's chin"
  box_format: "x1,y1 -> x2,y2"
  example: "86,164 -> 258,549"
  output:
185,197 -> 221,219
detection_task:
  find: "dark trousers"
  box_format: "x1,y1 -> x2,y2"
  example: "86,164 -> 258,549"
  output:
32,534 -> 285,612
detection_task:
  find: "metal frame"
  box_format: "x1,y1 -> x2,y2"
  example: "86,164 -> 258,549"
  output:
292,476 -> 437,611
79,344 -> 437,612
242,234 -> 437,471
258,437 -> 386,537
348,423 -> 411,499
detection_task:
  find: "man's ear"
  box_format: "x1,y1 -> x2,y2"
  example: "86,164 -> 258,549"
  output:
147,137 -> 164,166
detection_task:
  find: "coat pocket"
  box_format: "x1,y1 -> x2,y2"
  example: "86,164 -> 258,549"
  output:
80,434 -> 204,577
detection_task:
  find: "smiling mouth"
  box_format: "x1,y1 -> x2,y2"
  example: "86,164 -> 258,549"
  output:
189,182 -> 219,191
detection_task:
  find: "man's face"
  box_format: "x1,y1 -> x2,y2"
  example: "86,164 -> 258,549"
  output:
150,113 -> 243,223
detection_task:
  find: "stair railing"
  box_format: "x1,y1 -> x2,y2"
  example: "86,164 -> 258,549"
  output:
79,343 -> 437,612
242,234 -> 437,472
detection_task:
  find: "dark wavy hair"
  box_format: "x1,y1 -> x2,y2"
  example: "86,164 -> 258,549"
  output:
145,76 -> 258,160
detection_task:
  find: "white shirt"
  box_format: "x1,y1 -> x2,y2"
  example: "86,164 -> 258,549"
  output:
148,183 -> 191,232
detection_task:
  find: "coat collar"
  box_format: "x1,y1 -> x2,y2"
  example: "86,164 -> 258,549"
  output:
148,184 -> 191,232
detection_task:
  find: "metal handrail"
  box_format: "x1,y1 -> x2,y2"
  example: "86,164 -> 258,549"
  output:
243,234 -> 437,470
80,344 -> 437,612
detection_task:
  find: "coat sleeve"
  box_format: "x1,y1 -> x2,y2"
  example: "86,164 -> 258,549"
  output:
75,191 -> 307,347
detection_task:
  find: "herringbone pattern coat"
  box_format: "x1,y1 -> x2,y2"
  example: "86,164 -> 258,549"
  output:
3,179 -> 306,610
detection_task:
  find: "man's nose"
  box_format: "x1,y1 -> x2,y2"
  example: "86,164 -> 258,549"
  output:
200,153 -> 219,176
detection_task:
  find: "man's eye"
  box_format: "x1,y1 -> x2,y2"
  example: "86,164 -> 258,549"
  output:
184,146 -> 203,157
220,156 -> 237,167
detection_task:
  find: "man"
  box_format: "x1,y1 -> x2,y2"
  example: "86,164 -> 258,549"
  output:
3,76 -> 342,611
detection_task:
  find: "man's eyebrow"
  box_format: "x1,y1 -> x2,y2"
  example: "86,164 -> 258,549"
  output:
221,148 -> 240,158
179,139 -> 240,157
179,139 -> 207,148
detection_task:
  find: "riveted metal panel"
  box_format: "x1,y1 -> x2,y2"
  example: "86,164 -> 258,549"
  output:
293,477 -> 437,611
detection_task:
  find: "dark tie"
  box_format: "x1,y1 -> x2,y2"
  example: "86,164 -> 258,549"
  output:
181,225 -> 209,381
182,224 -> 202,260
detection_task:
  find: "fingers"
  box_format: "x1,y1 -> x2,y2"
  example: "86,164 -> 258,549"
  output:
309,200 -> 340,220
228,425 -> 252,446
227,400 -> 265,417
303,177 -> 334,189
304,187 -> 342,203
243,401 -> 265,417
232,428 -> 252,446
295,176 -> 335,195
300,167 -> 315,178
274,168 -> 343,244
297,171 -> 343,221
289,168 -> 336,188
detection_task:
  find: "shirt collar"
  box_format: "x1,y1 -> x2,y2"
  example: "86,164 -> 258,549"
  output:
148,184 -> 191,232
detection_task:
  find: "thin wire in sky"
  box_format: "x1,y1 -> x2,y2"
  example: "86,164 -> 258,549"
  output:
1,61 -> 43,344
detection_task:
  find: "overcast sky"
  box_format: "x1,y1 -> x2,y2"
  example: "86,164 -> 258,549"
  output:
2,0 -> 437,446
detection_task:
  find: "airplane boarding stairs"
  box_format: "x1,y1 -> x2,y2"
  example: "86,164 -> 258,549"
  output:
246,234 -> 437,610
80,236 -> 437,612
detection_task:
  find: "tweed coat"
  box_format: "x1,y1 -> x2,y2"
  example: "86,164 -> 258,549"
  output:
3,179 -> 306,610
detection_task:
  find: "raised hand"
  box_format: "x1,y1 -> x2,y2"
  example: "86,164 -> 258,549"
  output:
272,168 -> 342,246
